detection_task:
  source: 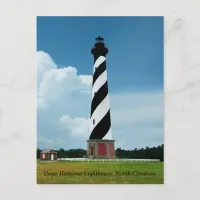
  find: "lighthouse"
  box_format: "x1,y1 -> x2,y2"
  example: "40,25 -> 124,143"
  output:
87,36 -> 116,159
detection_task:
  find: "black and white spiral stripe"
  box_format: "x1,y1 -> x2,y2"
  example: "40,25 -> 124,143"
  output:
89,55 -> 112,140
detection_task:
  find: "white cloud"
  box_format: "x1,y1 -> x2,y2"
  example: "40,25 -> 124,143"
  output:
60,115 -> 90,138
37,51 -> 57,86
37,51 -> 92,149
110,91 -> 164,149
37,51 -> 164,150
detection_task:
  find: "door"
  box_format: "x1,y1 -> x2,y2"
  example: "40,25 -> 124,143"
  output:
51,154 -> 54,160
90,146 -> 94,155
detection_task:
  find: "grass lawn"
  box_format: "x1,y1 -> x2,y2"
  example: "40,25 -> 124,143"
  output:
37,160 -> 164,184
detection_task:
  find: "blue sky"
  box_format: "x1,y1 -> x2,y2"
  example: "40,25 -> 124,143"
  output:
37,16 -> 163,93
37,17 -> 164,150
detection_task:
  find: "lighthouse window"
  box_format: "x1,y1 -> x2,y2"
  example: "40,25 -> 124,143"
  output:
93,119 -> 95,125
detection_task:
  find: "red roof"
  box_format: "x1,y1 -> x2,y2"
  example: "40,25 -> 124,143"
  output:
40,149 -> 57,153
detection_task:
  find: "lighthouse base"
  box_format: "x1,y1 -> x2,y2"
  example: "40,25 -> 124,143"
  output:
86,139 -> 116,159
